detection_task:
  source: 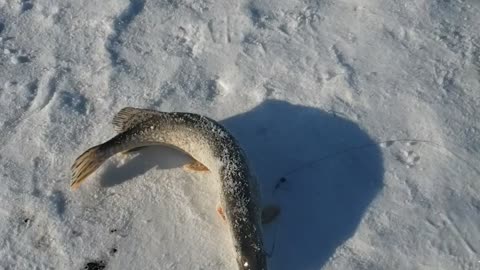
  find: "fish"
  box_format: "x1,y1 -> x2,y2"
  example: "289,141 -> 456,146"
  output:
71,107 -> 279,270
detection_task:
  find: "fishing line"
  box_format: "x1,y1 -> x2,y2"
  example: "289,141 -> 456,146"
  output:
265,137 -> 480,261
272,138 -> 480,193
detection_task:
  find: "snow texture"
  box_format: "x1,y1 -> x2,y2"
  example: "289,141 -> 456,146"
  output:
0,0 -> 479,269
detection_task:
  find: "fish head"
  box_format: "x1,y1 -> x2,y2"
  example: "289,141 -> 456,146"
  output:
236,248 -> 267,270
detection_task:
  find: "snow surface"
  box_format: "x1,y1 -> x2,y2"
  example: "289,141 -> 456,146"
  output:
0,0 -> 479,269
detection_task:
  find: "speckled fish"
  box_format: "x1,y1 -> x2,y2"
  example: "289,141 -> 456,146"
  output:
71,107 -> 279,270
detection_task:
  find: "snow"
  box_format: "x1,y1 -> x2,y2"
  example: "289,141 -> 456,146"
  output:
0,0 -> 479,269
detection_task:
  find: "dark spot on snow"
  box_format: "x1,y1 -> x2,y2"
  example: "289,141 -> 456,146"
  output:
30,156 -> 42,197
60,91 -> 88,115
110,247 -> 118,255
472,198 -> 480,212
26,80 -> 38,95
72,230 -> 82,237
205,79 -> 218,102
264,84 -> 275,97
8,81 -> 18,86
17,56 -> 31,63
385,140 -> 395,147
1,37 -> 14,42
21,1 -> 34,12
83,260 -> 106,270
248,4 -> 266,28
24,218 -> 30,223
50,191 -> 67,219
110,229 -> 117,233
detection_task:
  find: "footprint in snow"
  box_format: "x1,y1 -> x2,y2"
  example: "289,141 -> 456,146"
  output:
396,149 -> 420,168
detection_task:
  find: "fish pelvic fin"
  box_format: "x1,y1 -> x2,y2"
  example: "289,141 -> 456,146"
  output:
112,107 -> 163,132
183,160 -> 210,172
71,145 -> 107,191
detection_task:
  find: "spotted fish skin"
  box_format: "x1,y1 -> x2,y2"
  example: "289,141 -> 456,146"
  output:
71,109 -> 267,270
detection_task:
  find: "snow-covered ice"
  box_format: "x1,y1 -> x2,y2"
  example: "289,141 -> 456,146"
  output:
0,0 -> 479,269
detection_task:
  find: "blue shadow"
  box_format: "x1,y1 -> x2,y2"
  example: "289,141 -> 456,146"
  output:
222,100 -> 384,270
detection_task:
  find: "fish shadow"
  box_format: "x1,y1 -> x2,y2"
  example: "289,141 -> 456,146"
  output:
99,146 -> 191,187
222,100 -> 384,270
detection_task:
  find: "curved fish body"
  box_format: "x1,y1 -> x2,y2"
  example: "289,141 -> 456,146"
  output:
71,108 -> 267,270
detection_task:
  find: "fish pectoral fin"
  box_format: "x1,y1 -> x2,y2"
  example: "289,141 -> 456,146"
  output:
216,203 -> 227,223
183,160 -> 209,172
261,205 -> 281,224
112,107 -> 162,133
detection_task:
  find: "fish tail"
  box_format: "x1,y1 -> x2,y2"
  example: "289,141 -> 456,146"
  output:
71,145 -> 107,190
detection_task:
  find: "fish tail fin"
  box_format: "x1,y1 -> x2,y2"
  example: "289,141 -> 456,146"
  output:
71,145 -> 107,190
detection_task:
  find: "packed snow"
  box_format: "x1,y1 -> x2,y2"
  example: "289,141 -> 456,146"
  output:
0,0 -> 479,269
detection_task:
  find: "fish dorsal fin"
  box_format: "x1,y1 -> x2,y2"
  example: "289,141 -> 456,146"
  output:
112,107 -> 162,132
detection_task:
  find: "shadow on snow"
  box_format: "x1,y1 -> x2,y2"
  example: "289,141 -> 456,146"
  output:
100,99 -> 384,269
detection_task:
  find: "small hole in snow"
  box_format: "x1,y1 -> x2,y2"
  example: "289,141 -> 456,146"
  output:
83,260 -> 106,270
